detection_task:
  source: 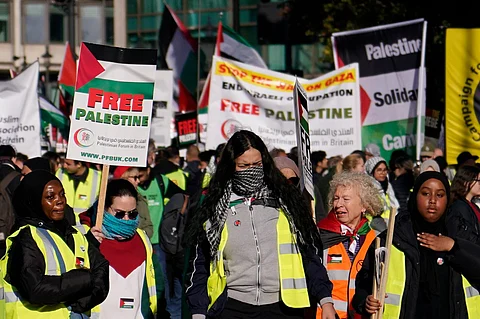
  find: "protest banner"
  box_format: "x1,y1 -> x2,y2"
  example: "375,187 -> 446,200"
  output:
0,62 -> 41,157
332,19 -> 427,160
175,111 -> 198,148
152,70 -> 174,147
445,29 -> 480,164
293,78 -> 314,201
66,43 -> 157,227
206,56 -> 361,156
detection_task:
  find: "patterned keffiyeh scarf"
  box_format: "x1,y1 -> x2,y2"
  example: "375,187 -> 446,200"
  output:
205,166 -> 272,261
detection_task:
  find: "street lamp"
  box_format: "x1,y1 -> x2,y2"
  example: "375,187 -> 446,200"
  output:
42,46 -> 53,100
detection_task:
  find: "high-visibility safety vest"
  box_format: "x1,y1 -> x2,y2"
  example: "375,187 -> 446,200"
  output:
57,168 -> 101,221
317,230 -> 376,319
97,229 -> 157,316
206,209 -> 310,310
383,245 -> 480,318
165,169 -> 187,191
0,224 -> 99,319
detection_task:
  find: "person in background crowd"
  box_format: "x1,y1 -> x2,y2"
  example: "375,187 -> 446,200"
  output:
57,159 -> 101,221
89,179 -> 162,319
434,156 -> 452,181
317,155 -> 343,213
0,145 -> 20,179
153,147 -> 189,191
391,156 -> 415,214
287,146 -> 299,165
364,143 -> 380,161
13,153 -> 28,170
269,148 -> 287,158
5,170 -> 109,318
317,172 -> 383,319
184,130 -> 336,319
365,157 -> 399,223
420,142 -> 435,162
42,151 -> 62,173
148,138 -> 157,168
350,150 -> 367,165
457,151 -> 479,169
353,172 -> 480,319
21,157 -> 52,175
433,148 -> 443,159
450,165 -> 480,235
274,156 -> 326,222
420,159 -> 440,173
311,151 -> 329,181
184,145 -> 204,196
337,153 -> 365,173
388,149 -> 409,181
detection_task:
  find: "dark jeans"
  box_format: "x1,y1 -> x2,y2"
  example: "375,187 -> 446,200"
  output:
216,298 -> 304,319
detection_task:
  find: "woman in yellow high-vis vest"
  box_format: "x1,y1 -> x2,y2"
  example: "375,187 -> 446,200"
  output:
3,170 -> 109,318
352,171 -> 480,319
317,172 -> 384,319
184,130 -> 336,319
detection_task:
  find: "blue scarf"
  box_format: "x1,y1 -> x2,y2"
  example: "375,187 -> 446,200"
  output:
102,211 -> 139,240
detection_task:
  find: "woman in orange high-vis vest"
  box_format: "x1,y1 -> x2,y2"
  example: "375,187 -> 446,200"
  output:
317,171 -> 384,319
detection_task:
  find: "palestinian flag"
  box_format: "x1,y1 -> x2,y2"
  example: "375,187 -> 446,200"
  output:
39,95 -> 70,138
58,42 -> 77,116
198,22 -> 267,113
67,42 -> 157,166
158,4 -> 205,113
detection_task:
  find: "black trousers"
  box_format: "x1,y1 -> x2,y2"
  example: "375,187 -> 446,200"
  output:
215,298 -> 304,319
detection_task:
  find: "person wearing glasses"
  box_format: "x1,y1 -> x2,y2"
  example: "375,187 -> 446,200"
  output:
94,178 -> 161,319
365,156 -> 399,224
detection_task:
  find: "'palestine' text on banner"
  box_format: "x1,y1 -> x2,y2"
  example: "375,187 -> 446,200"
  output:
67,43 -> 157,166
206,56 -> 361,156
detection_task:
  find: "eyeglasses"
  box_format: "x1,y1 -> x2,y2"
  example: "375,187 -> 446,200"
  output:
375,168 -> 388,173
110,208 -> 139,219
127,175 -> 141,181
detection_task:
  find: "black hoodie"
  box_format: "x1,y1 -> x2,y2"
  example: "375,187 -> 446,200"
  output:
7,170 -> 109,313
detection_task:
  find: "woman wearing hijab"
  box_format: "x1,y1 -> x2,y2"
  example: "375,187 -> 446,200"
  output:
3,170 -> 109,318
184,130 -> 336,319
450,165 -> 480,236
352,172 -> 480,319
93,179 -> 161,319
365,156 -> 399,221
317,172 -> 383,319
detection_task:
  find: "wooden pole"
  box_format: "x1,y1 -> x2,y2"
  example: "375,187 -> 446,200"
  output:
371,237 -> 381,319
311,200 -> 315,221
95,164 -> 110,228
377,207 -> 397,319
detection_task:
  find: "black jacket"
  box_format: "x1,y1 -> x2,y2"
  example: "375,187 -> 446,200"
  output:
449,198 -> 480,239
352,210 -> 480,319
6,217 -> 110,313
390,172 -> 414,214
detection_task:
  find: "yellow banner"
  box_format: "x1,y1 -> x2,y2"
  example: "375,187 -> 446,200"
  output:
446,29 -> 480,164
214,60 -> 356,93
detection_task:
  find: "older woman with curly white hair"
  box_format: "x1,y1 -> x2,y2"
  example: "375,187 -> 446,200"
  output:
316,171 -> 384,319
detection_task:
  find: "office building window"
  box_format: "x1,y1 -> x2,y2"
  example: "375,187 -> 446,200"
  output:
80,5 -> 103,43
24,3 -> 47,44
0,2 -> 8,42
105,6 -> 113,45
50,5 -> 66,43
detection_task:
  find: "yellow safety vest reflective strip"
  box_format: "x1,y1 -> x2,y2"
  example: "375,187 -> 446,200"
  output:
383,245 -> 480,318
136,229 -> 157,314
206,210 -> 309,310
57,168 -> 101,223
1,225 -> 96,319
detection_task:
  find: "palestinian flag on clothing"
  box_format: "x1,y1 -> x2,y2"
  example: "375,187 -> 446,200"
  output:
198,22 -> 267,114
158,4 -> 205,113
58,42 -> 77,116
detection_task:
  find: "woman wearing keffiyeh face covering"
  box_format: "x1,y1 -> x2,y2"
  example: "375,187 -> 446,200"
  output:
317,171 -> 383,319
184,130 -> 336,319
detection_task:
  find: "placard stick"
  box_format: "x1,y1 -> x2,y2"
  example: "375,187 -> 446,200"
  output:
311,200 -> 315,221
95,164 -> 110,228
377,208 -> 397,319
371,237 -> 381,319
